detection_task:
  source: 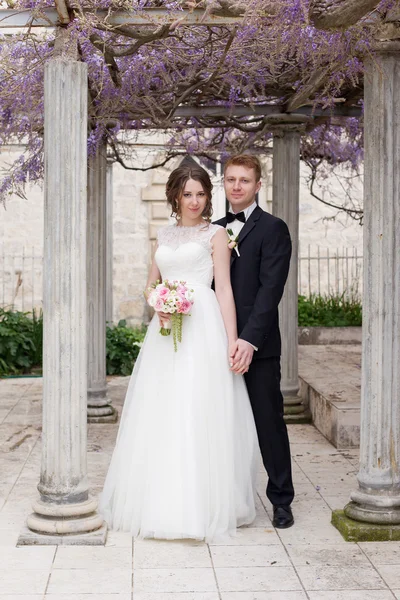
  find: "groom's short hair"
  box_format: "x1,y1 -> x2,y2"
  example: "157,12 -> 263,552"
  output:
224,155 -> 262,182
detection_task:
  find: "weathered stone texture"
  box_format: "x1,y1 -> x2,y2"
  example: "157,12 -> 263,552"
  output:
347,44 -> 400,525
273,132 -> 301,398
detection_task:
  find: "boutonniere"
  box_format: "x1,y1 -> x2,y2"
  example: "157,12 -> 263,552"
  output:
227,228 -> 240,257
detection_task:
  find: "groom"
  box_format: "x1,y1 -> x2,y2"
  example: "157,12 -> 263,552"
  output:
215,154 -> 295,528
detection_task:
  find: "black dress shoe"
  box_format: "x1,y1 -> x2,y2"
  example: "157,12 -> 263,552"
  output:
273,505 -> 294,529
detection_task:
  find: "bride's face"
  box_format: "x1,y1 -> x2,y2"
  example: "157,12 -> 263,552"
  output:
178,178 -> 208,223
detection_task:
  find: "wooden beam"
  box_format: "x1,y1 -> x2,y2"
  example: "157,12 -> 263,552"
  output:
114,104 -> 362,119
0,7 -> 242,28
309,0 -> 380,29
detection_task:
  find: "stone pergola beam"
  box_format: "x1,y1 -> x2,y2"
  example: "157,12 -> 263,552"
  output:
171,105 -> 362,118
0,7 -> 243,28
106,105 -> 362,122
309,0 -> 381,29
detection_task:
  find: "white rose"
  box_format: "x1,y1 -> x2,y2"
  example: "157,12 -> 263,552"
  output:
148,293 -> 157,307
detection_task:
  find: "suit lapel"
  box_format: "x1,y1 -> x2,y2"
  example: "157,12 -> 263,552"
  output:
230,206 -> 262,265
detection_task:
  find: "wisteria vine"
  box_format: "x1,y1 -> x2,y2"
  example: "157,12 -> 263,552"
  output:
0,0 -> 396,218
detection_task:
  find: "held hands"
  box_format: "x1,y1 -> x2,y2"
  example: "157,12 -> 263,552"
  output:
229,339 -> 254,375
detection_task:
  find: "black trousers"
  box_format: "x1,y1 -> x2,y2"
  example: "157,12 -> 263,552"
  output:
244,356 -> 294,507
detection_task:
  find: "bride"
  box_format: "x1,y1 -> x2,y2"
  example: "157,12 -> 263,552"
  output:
99,164 -> 259,542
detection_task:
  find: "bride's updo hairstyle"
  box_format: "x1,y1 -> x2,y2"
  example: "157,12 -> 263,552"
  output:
166,165 -> 213,221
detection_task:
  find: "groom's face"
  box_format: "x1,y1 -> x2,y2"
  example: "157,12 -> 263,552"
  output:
224,165 -> 261,212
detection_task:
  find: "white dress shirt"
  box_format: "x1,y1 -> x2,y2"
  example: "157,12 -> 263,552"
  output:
226,201 -> 258,352
226,201 -> 258,239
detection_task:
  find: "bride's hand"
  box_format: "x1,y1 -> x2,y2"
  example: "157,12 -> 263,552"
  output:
158,311 -> 171,328
228,339 -> 238,370
231,339 -> 253,375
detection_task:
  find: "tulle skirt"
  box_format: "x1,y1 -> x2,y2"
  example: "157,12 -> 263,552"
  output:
99,284 -> 258,542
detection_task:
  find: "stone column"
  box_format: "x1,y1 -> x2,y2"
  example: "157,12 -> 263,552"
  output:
212,161 -> 226,220
106,159 -> 114,325
272,129 -> 309,423
18,54 -> 106,544
87,140 -> 117,423
333,42 -> 400,540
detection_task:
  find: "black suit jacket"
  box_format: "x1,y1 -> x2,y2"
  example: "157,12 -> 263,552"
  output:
214,206 -> 291,359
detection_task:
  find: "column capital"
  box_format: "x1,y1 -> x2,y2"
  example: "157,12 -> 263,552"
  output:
269,116 -> 310,138
272,125 -> 305,138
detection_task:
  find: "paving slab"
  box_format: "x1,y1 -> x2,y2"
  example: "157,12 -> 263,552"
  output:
0,374 -> 399,599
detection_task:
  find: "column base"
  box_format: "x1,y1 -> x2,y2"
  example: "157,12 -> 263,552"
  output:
332,509 -> 400,542
18,523 -> 108,546
283,393 -> 311,424
87,389 -> 118,423
18,497 -> 107,545
345,499 -> 400,525
87,405 -> 118,423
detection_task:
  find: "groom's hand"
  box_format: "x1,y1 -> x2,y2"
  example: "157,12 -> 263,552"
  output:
231,339 -> 254,374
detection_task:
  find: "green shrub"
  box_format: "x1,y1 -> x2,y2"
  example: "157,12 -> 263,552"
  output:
298,293 -> 362,327
0,311 -> 147,377
0,308 -> 43,376
106,320 -> 147,376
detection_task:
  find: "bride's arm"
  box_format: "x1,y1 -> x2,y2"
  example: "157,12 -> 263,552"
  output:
212,228 -> 240,367
144,250 -> 161,306
145,249 -> 170,328
145,248 -> 161,295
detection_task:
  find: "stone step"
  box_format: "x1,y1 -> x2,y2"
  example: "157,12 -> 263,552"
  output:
298,344 -> 361,449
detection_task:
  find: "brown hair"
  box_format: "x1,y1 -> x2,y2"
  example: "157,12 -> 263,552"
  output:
224,154 -> 262,182
166,165 -> 213,220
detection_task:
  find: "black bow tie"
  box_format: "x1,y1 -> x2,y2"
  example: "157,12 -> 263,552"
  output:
226,211 -> 246,224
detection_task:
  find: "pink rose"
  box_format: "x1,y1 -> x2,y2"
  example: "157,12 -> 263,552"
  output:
177,299 -> 192,314
154,298 -> 166,312
177,284 -> 187,295
158,286 -> 169,299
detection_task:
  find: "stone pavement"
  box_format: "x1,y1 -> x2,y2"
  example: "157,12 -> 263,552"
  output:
1,374 -> 400,600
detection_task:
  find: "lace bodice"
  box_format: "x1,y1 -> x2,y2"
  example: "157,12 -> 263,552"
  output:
156,222 -> 223,287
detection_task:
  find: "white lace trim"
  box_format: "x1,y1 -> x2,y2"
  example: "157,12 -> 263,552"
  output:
157,222 -> 223,251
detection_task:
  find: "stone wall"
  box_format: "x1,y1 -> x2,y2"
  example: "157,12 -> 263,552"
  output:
0,146 -> 363,324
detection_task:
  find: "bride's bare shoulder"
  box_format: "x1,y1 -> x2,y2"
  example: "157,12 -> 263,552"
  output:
209,225 -> 227,251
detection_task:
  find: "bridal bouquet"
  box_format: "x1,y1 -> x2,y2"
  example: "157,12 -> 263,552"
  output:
146,280 -> 194,351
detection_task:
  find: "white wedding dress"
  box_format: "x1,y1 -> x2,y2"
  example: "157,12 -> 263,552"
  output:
99,222 -> 259,542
